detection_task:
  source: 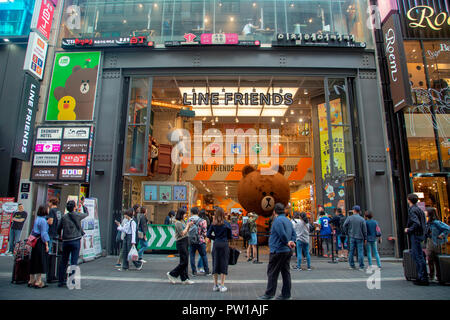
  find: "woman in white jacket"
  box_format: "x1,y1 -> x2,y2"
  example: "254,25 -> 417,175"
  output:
115,208 -> 142,271
292,212 -> 312,271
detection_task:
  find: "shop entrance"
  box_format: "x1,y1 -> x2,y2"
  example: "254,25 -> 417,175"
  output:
120,75 -> 356,228
412,176 -> 450,224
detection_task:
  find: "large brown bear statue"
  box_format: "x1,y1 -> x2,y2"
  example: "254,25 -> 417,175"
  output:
237,165 -> 290,217
54,65 -> 99,120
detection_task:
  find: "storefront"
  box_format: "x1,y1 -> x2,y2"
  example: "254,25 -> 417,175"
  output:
39,0 -> 395,255
376,1 -> 449,252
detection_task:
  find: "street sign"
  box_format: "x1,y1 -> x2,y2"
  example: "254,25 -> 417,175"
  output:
143,225 -> 176,250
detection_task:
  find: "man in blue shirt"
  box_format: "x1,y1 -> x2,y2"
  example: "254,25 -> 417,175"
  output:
259,203 -> 296,300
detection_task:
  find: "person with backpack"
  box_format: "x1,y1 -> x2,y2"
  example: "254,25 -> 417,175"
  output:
424,207 -> 449,283
246,212 -> 258,262
47,198 -> 61,254
405,193 -> 429,286
56,200 -> 88,287
292,212 -> 312,271
364,211 -> 382,269
188,207 -> 210,276
137,206 -> 149,263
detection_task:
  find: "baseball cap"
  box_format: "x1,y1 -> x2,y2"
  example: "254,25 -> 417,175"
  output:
274,203 -> 285,215
352,205 -> 361,212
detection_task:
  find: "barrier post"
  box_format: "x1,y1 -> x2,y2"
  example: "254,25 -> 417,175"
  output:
253,232 -> 263,264
328,232 -> 338,264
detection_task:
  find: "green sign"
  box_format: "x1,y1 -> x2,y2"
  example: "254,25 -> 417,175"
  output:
46,52 -> 101,121
142,224 -> 176,251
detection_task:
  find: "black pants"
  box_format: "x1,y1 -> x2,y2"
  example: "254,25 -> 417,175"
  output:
169,237 -> 189,281
265,252 -> 292,298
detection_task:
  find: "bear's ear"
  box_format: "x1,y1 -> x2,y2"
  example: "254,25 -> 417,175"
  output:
272,165 -> 285,175
54,87 -> 65,101
72,65 -> 82,73
242,165 -> 256,178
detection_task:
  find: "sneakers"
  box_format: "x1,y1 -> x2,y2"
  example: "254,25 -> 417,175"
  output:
258,295 -> 274,300
205,272 -> 212,276
182,279 -> 194,285
139,259 -> 147,264
349,266 -> 356,270
115,263 -> 121,267
213,284 -> 220,292
167,272 -> 177,284
307,268 -> 312,271
136,263 -> 143,271
275,295 -> 291,300
219,285 -> 228,292
413,280 -> 430,286
198,268 -> 205,273
247,258 -> 253,262
192,271 -> 198,277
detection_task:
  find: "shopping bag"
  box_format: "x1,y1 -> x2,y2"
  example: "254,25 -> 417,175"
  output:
128,245 -> 139,261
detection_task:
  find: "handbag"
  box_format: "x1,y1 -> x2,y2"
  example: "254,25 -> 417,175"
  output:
26,234 -> 39,248
137,215 -> 144,239
376,224 -> 382,237
228,247 -> 240,265
128,245 -> 139,261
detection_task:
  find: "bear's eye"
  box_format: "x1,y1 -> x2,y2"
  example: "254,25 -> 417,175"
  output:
262,192 -> 267,197
270,192 -> 274,196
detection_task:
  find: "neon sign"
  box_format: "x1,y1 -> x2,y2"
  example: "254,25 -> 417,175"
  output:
407,5 -> 450,31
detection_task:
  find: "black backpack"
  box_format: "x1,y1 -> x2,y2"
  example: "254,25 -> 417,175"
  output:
340,216 -> 348,235
188,218 -> 202,245
240,222 -> 251,241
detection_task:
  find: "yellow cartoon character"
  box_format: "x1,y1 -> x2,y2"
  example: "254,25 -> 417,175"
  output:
57,96 -> 76,120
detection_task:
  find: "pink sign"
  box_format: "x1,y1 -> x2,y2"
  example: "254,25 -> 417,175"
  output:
201,33 -> 239,45
36,0 -> 54,40
35,141 -> 61,153
379,0 -> 398,24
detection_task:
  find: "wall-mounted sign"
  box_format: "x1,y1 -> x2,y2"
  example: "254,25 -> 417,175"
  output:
200,33 -> 239,45
46,52 -> 101,121
31,167 -> 58,180
63,127 -> 90,139
33,154 -> 60,166
407,5 -> 450,31
35,141 -> 61,153
23,32 -> 48,80
12,74 -> 40,161
273,33 -> 365,48
165,33 -> 260,47
382,14 -> 413,112
182,92 -> 293,106
31,126 -> 94,182
60,154 -> 87,166
62,141 -> 89,153
62,36 -> 154,49
31,0 -> 55,41
37,127 -> 63,139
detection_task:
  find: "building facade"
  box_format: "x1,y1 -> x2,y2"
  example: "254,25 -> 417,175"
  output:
375,0 -> 449,253
23,0 -> 398,256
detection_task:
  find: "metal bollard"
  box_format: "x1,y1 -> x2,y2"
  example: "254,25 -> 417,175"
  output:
328,232 -> 338,264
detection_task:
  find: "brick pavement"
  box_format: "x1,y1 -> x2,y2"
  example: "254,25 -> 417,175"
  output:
0,251 -> 449,300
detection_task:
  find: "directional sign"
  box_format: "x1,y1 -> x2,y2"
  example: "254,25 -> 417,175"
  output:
142,225 -> 176,250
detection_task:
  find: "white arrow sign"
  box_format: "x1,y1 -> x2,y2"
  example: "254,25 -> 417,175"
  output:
167,227 -> 176,248
156,226 -> 166,247
147,226 -> 156,247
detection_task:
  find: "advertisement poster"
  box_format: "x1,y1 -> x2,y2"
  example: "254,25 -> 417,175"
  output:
46,52 -> 101,121
159,186 -> 172,201
144,185 -> 158,201
81,198 -> 101,260
173,186 -> 187,201
23,32 -> 48,80
318,99 -> 347,208
0,198 -> 17,254
231,223 -> 239,240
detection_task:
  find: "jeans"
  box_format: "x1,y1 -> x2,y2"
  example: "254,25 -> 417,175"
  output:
138,238 -> 148,259
169,237 -> 189,281
321,236 -> 332,256
366,241 -> 381,268
265,252 -> 292,297
58,239 -> 81,284
8,229 -> 21,252
349,238 -> 365,268
410,234 -> 428,282
197,256 -> 203,269
190,242 -> 209,273
296,240 -> 311,268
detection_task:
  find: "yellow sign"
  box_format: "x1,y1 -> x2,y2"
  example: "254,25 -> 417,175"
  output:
407,5 -> 450,31
318,99 -> 346,179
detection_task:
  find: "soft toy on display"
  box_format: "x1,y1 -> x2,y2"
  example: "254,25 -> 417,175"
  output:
237,165 -> 290,218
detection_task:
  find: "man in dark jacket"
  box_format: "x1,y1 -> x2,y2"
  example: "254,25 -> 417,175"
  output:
259,203 -> 296,300
405,193 -> 429,286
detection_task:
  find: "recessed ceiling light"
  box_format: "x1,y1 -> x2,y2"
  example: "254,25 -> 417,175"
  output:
271,117 -> 275,122
290,110 -> 294,115
154,3 -> 158,8
138,3 -> 143,8
299,118 -> 303,122
4,38 -> 10,42
123,19 -> 127,24
230,16 -> 234,22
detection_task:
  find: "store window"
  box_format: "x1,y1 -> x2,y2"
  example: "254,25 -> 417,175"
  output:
123,77 -> 151,175
59,0 -> 373,47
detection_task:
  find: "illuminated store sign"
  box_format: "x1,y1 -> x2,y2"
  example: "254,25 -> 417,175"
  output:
274,33 -> 366,48
407,5 -> 450,31
182,92 -> 294,106
62,36 -> 154,49
165,33 -> 260,47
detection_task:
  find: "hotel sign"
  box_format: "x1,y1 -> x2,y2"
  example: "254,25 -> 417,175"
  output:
382,14 -> 413,112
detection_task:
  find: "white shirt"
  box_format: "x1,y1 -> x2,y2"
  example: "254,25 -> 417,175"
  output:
242,23 -> 257,35
117,219 -> 136,244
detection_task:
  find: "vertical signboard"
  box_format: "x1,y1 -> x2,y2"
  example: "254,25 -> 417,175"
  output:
0,198 -> 16,254
12,74 -> 40,161
30,0 -> 55,41
382,14 -> 413,112
46,52 -> 101,121
81,198 -> 101,260
23,32 -> 48,80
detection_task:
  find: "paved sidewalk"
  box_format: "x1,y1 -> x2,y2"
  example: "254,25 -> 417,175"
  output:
0,252 -> 448,300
